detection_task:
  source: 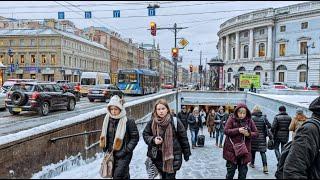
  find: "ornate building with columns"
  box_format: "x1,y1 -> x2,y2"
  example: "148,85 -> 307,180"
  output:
217,1 -> 320,88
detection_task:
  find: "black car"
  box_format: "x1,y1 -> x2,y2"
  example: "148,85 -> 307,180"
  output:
56,81 -> 81,102
5,82 -> 76,116
87,84 -> 124,102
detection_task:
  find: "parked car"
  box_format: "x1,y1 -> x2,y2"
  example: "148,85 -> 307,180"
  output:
162,83 -> 174,89
5,82 -> 76,116
2,79 -> 36,91
87,84 -> 124,102
0,87 -> 6,111
308,85 -> 320,90
56,81 -> 81,102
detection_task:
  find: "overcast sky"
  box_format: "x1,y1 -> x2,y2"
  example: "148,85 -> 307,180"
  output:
0,1 -> 306,69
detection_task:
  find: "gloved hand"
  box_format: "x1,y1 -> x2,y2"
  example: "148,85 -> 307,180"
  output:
184,155 -> 189,162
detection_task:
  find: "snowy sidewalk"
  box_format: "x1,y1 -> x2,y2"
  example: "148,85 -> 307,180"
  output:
45,126 -> 278,179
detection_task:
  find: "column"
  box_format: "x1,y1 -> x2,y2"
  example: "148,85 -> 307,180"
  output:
235,31 -> 240,60
249,29 -> 254,60
226,35 -> 230,61
267,26 -> 273,59
220,37 -> 224,60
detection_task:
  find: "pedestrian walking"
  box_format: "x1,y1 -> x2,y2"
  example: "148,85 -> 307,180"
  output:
223,103 -> 258,179
289,108 -> 308,140
200,108 -> 207,126
250,105 -> 272,174
271,105 -> 292,161
143,99 -> 191,179
215,106 -> 227,148
188,106 -> 203,149
281,97 -> 320,179
206,109 -> 216,138
177,105 -> 190,131
99,95 -> 139,179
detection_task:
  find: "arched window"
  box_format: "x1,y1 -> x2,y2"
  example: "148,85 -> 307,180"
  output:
244,45 -> 249,58
297,64 -> 307,70
297,64 -> 307,82
227,68 -> 233,72
276,65 -> 287,71
238,66 -> 246,72
254,66 -> 263,71
259,43 -> 265,57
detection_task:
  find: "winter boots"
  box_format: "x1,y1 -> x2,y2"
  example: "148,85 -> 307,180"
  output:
263,165 -> 269,174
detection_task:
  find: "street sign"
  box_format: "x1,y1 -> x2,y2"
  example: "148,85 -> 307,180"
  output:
179,38 -> 189,48
148,8 -> 156,16
85,11 -> 92,19
113,10 -> 120,18
58,12 -> 65,19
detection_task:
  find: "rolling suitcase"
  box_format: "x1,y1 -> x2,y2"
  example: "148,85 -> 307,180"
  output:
197,129 -> 205,147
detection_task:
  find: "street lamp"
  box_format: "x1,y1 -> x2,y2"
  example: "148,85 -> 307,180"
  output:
306,42 -> 315,89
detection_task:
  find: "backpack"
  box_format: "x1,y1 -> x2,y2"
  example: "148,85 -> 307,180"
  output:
275,119 -> 320,179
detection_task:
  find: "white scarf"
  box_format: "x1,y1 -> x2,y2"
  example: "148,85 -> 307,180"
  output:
100,108 -> 127,151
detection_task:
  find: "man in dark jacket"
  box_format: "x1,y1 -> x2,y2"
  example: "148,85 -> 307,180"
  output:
283,97 -> 320,179
178,105 -> 190,130
271,105 -> 292,161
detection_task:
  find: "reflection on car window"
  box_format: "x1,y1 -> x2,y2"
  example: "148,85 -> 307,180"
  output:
11,84 -> 34,92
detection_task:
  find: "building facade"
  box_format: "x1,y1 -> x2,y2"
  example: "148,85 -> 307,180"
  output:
0,28 -> 110,83
178,65 -> 189,85
217,1 -> 320,88
159,56 -> 174,85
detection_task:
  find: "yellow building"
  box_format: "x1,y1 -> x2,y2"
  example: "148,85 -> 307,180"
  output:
0,28 -> 110,83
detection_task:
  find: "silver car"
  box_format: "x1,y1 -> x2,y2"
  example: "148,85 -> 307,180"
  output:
0,87 -> 6,111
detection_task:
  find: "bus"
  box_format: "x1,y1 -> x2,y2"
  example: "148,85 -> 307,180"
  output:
117,69 -> 160,95
80,72 -> 111,97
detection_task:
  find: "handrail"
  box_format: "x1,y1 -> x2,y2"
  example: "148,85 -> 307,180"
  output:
49,130 -> 101,143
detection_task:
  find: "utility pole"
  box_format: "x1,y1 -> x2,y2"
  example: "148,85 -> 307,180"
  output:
200,50 -> 202,89
149,23 -> 187,115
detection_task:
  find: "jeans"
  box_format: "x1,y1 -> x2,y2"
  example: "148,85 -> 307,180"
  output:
215,128 -> 224,145
190,129 -> 199,146
274,140 -> 286,161
251,151 -> 267,166
226,160 -> 248,179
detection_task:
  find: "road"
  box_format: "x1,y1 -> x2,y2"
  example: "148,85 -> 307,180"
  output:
0,89 -> 172,136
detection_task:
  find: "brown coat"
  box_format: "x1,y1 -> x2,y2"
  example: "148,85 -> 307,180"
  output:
289,114 -> 308,139
206,113 -> 216,132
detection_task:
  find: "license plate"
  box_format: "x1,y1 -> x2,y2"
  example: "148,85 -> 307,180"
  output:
12,108 -> 22,112
92,91 -> 100,94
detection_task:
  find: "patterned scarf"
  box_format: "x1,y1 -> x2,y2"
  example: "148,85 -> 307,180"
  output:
151,114 -> 174,173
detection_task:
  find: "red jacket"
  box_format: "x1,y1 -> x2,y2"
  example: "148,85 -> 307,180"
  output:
223,103 -> 258,165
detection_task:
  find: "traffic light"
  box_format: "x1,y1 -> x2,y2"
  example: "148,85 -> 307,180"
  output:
190,65 -> 193,73
171,48 -> 179,58
150,21 -> 156,36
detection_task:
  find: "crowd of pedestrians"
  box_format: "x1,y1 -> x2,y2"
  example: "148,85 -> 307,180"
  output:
98,95 -> 320,179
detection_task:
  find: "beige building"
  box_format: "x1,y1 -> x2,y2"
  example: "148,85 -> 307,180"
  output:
178,65 -> 189,85
0,28 -> 110,83
160,56 -> 174,85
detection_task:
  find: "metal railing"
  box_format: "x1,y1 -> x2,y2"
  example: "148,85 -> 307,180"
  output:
49,129 -> 102,160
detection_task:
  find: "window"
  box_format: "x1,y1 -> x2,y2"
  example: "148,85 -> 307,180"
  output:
259,43 -> 265,57
280,25 -> 286,32
244,31 -> 248,37
0,40 -> 3,46
69,57 -> 71,66
260,29 -> 265,35
31,39 -> 35,46
300,42 -> 307,55
63,55 -> 66,65
265,72 -> 268,82
228,73 -> 231,83
51,39 -> 55,46
20,39 -> 24,46
299,71 -> 306,82
232,47 -> 235,59
41,39 -> 45,46
243,45 -> 249,58
41,55 -> 46,64
20,55 -> 24,64
31,55 -> 36,64
9,40 -> 15,46
279,44 -> 286,56
256,72 -> 261,76
301,22 -> 308,29
51,55 -> 56,65
279,72 -> 285,82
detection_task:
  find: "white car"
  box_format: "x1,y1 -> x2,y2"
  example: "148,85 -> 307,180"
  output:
0,87 -> 6,111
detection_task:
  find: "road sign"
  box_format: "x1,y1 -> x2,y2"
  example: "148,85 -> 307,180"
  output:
113,10 -> 120,18
85,11 -> 92,19
148,8 -> 156,16
179,38 -> 189,48
58,12 -> 65,19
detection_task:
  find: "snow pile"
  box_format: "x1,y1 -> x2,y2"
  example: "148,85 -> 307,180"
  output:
258,94 -> 317,108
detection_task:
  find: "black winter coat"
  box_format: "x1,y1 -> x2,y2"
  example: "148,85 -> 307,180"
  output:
251,112 -> 271,152
215,112 -> 227,130
283,115 -> 320,179
271,112 -> 292,143
104,118 -> 139,179
178,111 -> 190,130
188,114 -> 203,131
143,116 -> 191,172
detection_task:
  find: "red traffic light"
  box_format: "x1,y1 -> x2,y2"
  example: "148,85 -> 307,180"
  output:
189,65 -> 193,72
150,22 -> 156,36
172,48 -> 179,58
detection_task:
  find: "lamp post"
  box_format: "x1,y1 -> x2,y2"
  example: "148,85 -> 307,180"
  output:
306,42 -> 315,89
